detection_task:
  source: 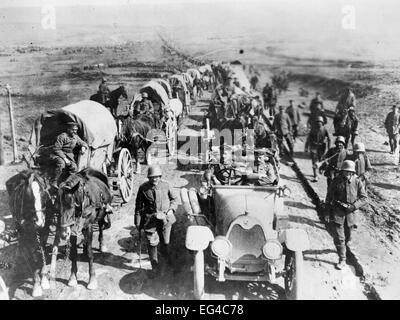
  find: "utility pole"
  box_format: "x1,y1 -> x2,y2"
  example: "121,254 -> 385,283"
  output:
0,110 -> 4,165
5,84 -> 18,163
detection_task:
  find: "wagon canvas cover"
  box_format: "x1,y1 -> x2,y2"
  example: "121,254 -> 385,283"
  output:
38,100 -> 117,150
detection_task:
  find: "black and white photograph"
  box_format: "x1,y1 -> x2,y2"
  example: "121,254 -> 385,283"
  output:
0,0 -> 399,302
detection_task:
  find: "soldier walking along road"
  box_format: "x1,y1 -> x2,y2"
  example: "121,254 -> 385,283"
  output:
307,102 -> 327,131
273,105 -> 294,157
286,100 -> 301,141
351,142 -> 372,189
319,136 -> 349,192
325,160 -> 367,270
384,105 -> 400,156
346,106 -> 359,149
309,92 -> 324,116
134,165 -> 179,278
305,116 -> 331,182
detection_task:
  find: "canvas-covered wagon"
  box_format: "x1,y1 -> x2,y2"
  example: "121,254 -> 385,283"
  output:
30,100 -> 135,202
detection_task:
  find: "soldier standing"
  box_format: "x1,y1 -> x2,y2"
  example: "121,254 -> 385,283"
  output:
351,142 -> 372,188
48,122 -> 88,189
309,92 -> 324,116
346,106 -> 359,149
98,77 -> 110,106
307,102 -> 328,131
134,165 -> 179,278
305,116 -> 331,182
273,105 -> 294,157
319,136 -> 349,191
384,105 -> 400,155
325,160 -> 367,270
286,100 -> 301,141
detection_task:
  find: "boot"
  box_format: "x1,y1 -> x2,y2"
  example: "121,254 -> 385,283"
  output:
312,168 -> 318,182
335,245 -> 347,270
148,246 -> 159,279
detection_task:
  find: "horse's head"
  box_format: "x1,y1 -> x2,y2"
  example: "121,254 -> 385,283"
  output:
6,170 -> 50,229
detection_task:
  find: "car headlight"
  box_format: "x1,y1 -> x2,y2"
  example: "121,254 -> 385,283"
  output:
262,240 -> 283,260
211,236 -> 232,259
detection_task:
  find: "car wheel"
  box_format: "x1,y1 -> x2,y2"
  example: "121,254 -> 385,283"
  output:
193,250 -> 205,300
284,250 -> 304,300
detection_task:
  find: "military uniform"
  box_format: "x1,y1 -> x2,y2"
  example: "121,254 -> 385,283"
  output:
352,153 -> 372,186
326,173 -> 367,264
134,179 -> 179,273
307,109 -> 328,130
273,111 -> 294,156
49,132 -> 87,185
346,113 -> 359,148
305,125 -> 330,180
98,82 -> 110,105
309,97 -> 324,116
384,109 -> 400,153
320,146 -> 349,189
286,104 -> 301,140
135,99 -> 154,116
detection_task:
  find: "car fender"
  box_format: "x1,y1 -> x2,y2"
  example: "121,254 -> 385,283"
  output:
282,228 -> 310,252
185,225 -> 214,251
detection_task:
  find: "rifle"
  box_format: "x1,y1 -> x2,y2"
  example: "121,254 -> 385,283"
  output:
330,200 -> 353,211
315,151 -> 340,169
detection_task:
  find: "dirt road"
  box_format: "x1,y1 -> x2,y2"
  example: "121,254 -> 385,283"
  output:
3,88 -> 369,300
0,40 -> 395,300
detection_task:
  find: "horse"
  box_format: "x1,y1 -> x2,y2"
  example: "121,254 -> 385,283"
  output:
59,168 -> 113,290
90,85 -> 128,117
117,113 -> 155,173
5,169 -> 60,297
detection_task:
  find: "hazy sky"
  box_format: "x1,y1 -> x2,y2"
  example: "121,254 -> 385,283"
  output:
1,0 -> 399,61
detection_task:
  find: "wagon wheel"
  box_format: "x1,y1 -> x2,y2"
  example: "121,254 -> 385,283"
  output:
215,167 -> 243,185
117,148 -> 135,203
166,119 -> 177,156
284,250 -> 304,300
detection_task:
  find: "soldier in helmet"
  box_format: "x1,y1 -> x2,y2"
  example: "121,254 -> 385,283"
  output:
48,122 -> 88,189
286,100 -> 301,141
134,165 -> 179,278
319,136 -> 350,190
305,116 -> 331,182
384,105 -> 400,155
273,105 -> 294,157
346,106 -> 359,149
351,142 -> 372,188
98,77 -> 110,106
325,160 -> 367,270
135,92 -> 154,116
307,102 -> 327,131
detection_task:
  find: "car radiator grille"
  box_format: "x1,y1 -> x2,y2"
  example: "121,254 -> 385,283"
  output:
227,223 -> 266,268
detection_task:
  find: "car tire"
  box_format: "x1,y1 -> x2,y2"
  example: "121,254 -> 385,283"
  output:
193,250 -> 205,300
284,250 -> 304,300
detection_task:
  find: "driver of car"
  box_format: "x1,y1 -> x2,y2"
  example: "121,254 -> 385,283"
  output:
243,152 -> 277,186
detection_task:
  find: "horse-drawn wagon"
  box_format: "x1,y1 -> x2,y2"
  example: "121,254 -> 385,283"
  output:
126,80 -> 181,165
181,166 -> 309,299
31,100 -> 135,202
